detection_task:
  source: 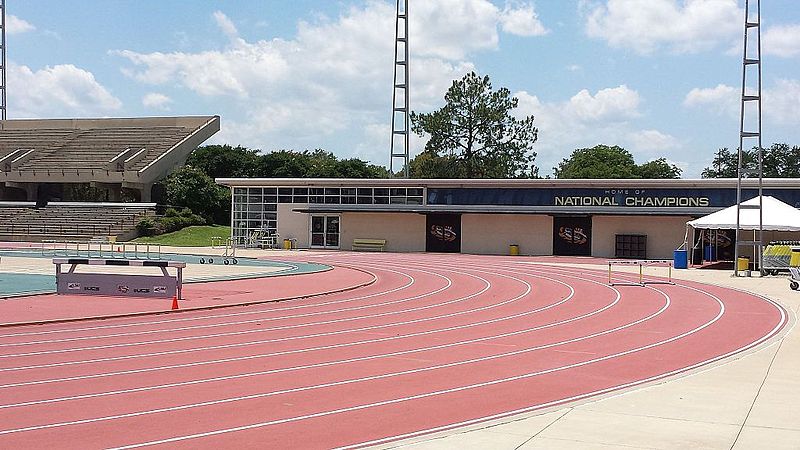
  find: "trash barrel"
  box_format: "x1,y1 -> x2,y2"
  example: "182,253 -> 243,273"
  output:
283,239 -> 292,250
673,249 -> 688,269
509,244 -> 520,256
704,245 -> 716,262
737,257 -> 751,274
791,247 -> 800,267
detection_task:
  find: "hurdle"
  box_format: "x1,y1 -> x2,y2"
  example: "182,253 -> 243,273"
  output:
53,258 -> 184,299
608,259 -> 674,286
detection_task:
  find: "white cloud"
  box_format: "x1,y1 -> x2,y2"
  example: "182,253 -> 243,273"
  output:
8,64 -> 122,118
566,85 -> 641,121
683,80 -> 800,126
6,15 -> 36,35
142,92 -> 172,111
683,83 -> 738,116
500,2 -> 548,37
115,3 -> 544,165
767,79 -> 800,126
763,24 -> 800,58
584,0 -> 741,54
515,85 -> 651,173
213,10 -> 239,41
628,129 -> 679,152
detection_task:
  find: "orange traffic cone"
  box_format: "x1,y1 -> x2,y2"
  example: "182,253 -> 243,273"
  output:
171,295 -> 179,310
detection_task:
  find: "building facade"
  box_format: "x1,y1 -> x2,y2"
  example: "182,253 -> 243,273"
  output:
216,178 -> 800,259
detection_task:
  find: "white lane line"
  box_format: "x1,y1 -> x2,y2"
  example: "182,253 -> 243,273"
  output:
0,270 -> 583,406
338,288 -> 787,450
0,262 -> 611,380
0,266 -> 473,359
0,282 -> 655,437
0,262 -> 505,369
0,266 -> 408,340
0,267 -> 436,348
8,280 -> 713,445
0,266 -> 569,387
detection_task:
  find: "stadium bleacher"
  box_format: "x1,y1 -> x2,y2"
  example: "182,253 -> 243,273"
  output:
0,116 -> 219,242
0,202 -> 155,242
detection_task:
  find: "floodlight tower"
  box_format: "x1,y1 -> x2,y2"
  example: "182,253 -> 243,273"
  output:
1,0 -> 6,120
389,0 -> 409,178
734,0 -> 764,276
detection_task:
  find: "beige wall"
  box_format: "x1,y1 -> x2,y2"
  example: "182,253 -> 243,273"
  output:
341,213 -> 426,252
277,203 -> 310,248
461,214 -> 553,256
592,215 -> 691,259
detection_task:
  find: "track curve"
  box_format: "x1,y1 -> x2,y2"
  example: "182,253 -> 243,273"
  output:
0,253 -> 787,449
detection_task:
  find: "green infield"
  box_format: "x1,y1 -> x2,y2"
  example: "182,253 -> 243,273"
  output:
131,225 -> 231,247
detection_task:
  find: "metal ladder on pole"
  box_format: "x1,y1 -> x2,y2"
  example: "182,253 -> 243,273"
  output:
734,0 -> 764,276
389,0 -> 409,178
1,0 -> 7,120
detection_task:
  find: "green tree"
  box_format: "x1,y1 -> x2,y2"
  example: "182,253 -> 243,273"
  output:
701,144 -> 800,178
335,158 -> 390,178
164,166 -> 230,224
555,145 -> 638,178
635,158 -> 682,179
186,145 -> 260,178
410,71 -> 539,178
256,149 -> 388,178
555,145 -> 681,179
408,150 -> 463,178
257,150 -> 313,177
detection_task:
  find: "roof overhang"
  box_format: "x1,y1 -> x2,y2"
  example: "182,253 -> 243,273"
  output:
292,204 -> 714,216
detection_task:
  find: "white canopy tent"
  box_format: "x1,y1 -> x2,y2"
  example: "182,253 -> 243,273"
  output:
687,196 -> 800,232
684,196 -> 800,267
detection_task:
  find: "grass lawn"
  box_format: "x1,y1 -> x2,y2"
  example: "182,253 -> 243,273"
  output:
131,225 -> 230,247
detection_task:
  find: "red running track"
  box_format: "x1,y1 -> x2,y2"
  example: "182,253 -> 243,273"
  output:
0,253 -> 787,449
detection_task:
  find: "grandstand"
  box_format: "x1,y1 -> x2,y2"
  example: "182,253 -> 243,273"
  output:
0,116 -> 220,202
0,116 -> 219,242
0,202 -> 154,242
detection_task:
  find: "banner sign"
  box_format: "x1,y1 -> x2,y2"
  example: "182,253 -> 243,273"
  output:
426,213 -> 461,253
428,188 -> 800,209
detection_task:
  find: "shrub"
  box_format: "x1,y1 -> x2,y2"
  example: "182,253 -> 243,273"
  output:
138,208 -> 206,236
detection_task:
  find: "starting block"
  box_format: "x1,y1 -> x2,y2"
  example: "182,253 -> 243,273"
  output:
607,259 -> 674,286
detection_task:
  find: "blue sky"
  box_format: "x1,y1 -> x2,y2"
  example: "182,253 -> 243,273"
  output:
5,0 -> 800,177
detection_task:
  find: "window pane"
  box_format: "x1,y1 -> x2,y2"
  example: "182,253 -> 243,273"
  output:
357,188 -> 372,196
293,188 -> 309,195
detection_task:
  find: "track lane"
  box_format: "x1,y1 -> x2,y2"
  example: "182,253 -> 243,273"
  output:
0,254 -> 787,449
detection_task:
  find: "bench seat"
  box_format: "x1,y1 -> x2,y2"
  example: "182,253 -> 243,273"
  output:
352,238 -> 386,252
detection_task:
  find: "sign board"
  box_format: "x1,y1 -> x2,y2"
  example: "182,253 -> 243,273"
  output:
56,273 -> 177,298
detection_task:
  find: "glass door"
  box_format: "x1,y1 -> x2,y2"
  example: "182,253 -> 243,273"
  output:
310,215 -> 340,249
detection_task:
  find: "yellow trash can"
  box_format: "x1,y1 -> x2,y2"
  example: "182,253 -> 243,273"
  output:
283,239 -> 292,250
509,244 -> 520,256
737,257 -> 750,272
791,247 -> 800,267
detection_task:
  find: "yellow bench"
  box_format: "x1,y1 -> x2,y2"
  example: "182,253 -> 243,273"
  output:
352,238 -> 386,252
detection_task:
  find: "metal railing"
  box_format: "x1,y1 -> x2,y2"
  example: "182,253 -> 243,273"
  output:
41,240 -> 162,260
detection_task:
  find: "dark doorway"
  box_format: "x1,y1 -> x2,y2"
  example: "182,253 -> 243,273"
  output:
553,216 -> 592,256
426,213 -> 461,253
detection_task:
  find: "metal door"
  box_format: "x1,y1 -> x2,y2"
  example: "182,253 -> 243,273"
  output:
310,215 -> 340,249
